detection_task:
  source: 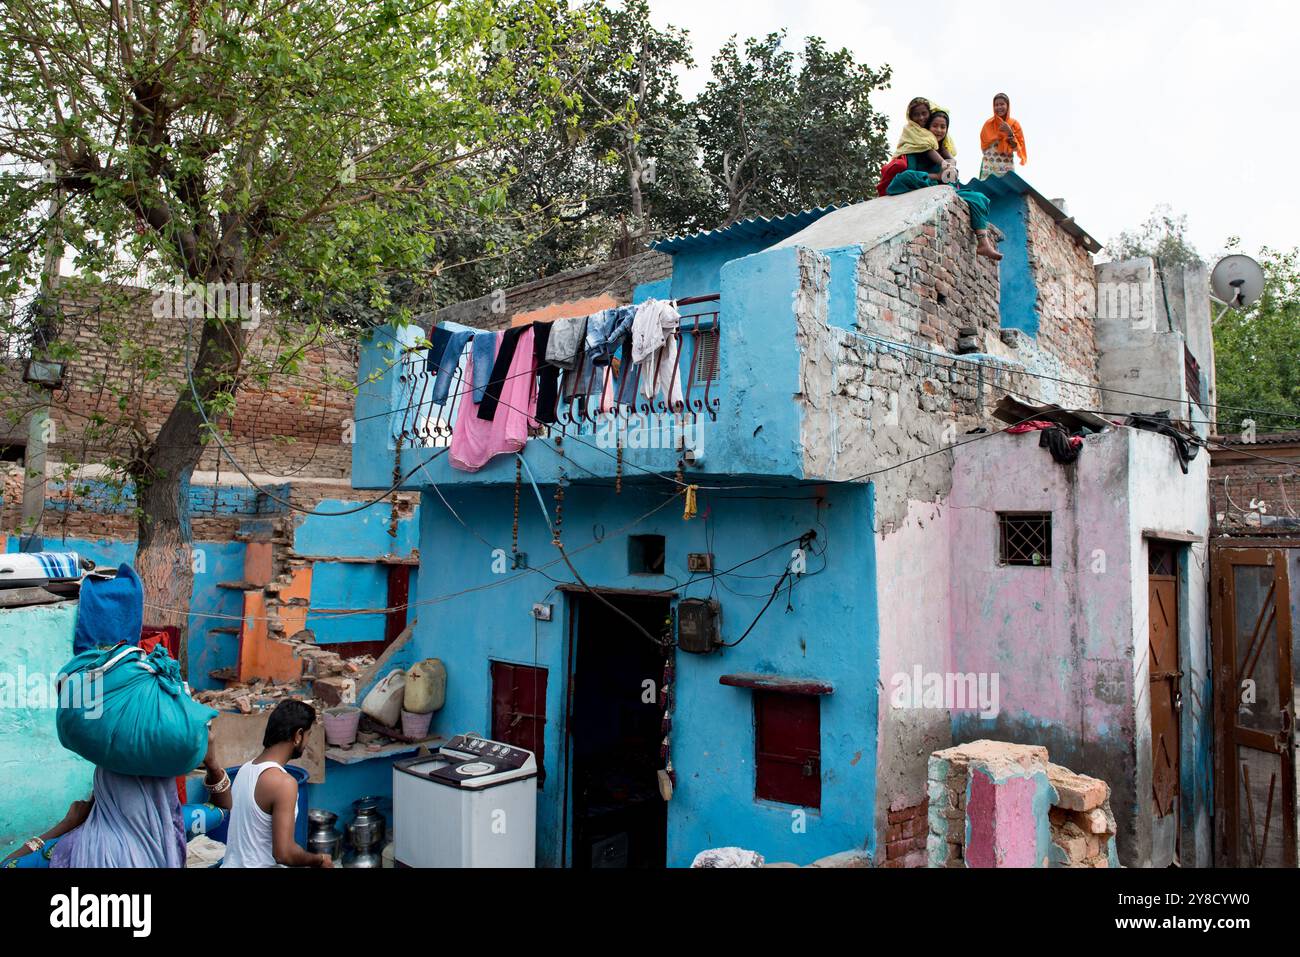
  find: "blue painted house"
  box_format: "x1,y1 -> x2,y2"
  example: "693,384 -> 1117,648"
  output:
352,175 -> 1216,868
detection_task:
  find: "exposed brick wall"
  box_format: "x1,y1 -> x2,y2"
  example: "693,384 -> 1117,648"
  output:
882,798 -> 929,868
0,279 -> 361,540
855,199 -> 1002,355
45,279 -> 357,482
1210,441 -> 1300,534
425,251 -> 671,332
1024,197 -> 1100,389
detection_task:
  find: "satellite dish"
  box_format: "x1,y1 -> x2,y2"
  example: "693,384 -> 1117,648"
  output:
1211,254 -> 1265,309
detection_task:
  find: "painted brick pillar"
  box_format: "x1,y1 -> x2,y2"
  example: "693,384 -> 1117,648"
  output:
927,740 -> 1119,868
927,740 -> 1055,868
964,764 -> 1054,867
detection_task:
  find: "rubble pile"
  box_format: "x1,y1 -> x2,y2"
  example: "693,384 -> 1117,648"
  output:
1046,763 -> 1118,868
195,638 -> 372,713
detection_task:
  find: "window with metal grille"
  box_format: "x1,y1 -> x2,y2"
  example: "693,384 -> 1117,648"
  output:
998,512 -> 1052,566
1148,541 -> 1178,577
754,691 -> 821,808
490,661 -> 548,788
691,328 -> 720,384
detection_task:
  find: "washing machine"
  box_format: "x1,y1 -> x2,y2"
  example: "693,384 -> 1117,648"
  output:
393,733 -> 538,867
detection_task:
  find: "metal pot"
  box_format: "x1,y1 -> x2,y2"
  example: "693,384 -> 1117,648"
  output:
349,797 -> 386,850
344,846 -> 383,868
307,808 -> 342,860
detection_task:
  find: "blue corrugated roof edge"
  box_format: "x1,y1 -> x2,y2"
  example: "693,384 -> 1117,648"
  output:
649,203 -> 845,255
964,171 -> 1102,253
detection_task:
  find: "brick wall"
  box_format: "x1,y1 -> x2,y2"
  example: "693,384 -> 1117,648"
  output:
882,798 -> 929,868
425,251 -> 671,332
47,279 -> 357,482
1024,197 -> 1100,389
0,279 -> 363,539
1210,438 -> 1300,534
855,198 -> 1002,355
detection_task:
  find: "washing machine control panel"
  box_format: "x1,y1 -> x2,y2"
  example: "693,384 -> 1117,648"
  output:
442,734 -> 532,772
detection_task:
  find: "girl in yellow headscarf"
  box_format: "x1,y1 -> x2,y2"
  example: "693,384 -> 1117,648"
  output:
885,110 -> 1002,261
893,97 -> 956,164
979,93 -> 1027,179
879,97 -> 958,197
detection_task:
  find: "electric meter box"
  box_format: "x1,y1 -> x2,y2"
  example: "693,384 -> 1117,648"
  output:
677,598 -> 721,654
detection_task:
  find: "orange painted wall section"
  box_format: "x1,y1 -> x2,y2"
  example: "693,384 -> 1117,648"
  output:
276,565 -> 314,641
236,590 -> 303,683
511,294 -> 618,327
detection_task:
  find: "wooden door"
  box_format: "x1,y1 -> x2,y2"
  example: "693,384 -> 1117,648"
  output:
1213,546 -> 1296,867
1148,542 -> 1181,821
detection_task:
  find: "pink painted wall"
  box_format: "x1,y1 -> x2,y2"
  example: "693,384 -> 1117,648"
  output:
948,430 -> 1134,737
875,500 -> 953,844
965,767 -> 1043,868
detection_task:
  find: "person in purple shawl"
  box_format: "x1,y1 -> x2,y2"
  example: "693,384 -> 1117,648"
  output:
3,728 -> 231,869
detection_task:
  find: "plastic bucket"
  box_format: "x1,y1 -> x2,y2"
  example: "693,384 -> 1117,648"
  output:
323,706 -> 362,747
400,709 -> 433,739
207,763 -> 310,848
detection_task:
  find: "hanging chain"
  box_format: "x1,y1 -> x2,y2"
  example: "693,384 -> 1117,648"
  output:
552,474 -> 565,546
512,455 -> 522,556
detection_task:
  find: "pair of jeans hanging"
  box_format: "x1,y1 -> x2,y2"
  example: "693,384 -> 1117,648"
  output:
429,329 -> 473,404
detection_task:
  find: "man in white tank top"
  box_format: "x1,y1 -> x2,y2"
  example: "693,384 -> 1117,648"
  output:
223,700 -> 332,868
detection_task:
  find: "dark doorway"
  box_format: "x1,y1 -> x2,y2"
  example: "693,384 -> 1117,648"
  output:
567,592 -> 671,869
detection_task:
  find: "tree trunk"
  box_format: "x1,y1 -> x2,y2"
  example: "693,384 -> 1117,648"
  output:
134,310 -> 245,680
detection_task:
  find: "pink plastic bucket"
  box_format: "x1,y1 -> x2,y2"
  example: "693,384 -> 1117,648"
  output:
400,709 -> 433,739
323,706 -> 361,747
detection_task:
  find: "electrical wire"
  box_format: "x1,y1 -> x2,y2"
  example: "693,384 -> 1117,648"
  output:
143,490 -> 685,623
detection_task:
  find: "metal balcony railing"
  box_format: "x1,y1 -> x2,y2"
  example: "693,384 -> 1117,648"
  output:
392,294 -> 721,450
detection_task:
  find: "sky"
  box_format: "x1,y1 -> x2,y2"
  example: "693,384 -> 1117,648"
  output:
646,0 -> 1296,261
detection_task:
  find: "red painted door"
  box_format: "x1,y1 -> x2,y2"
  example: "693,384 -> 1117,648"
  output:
491,661 -> 548,786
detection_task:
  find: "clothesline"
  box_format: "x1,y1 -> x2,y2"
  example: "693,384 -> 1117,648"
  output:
407,298 -> 704,472
408,297 -> 720,345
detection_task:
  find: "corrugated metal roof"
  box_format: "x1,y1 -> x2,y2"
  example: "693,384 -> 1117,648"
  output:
650,204 -> 842,255
966,171 -> 1102,254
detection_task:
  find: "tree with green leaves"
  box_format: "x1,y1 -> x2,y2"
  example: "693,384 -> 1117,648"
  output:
1213,242 -> 1300,435
1105,204 -> 1201,270
0,0 -> 594,661
695,31 -> 893,226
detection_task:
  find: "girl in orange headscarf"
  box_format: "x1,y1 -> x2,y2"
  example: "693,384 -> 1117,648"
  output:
979,93 -> 1026,179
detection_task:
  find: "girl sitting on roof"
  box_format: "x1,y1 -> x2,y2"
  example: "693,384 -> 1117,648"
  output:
979,93 -> 1027,179
884,109 -> 1002,261
878,97 -> 957,197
